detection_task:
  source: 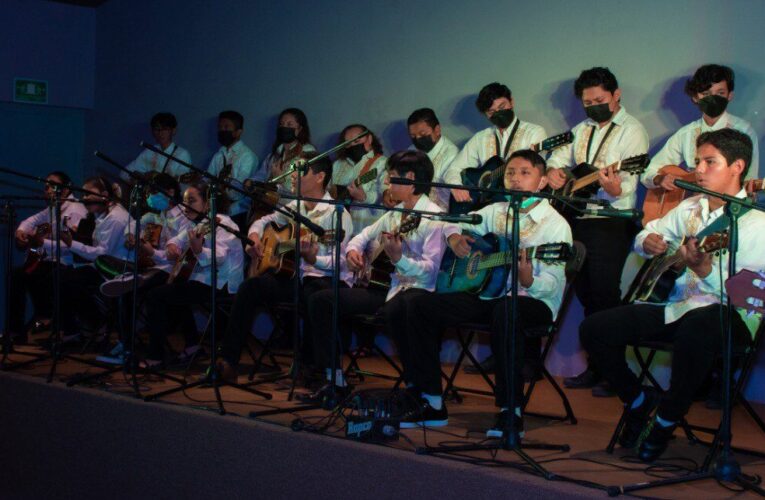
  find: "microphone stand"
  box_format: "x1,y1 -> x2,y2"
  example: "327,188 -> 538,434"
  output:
609,181 -> 765,496
133,145 -> 272,415
0,168 -> 116,382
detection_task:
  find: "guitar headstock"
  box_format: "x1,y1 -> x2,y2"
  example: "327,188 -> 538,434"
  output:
318,229 -> 345,244
698,231 -> 729,254
538,131 -> 574,152
726,269 -> 765,315
532,242 -> 572,263
618,154 -> 650,175
399,213 -> 422,235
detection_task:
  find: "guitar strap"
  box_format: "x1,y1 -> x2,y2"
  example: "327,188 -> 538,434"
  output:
585,122 -> 617,165
493,119 -> 521,160
160,144 -> 178,173
357,153 -> 382,182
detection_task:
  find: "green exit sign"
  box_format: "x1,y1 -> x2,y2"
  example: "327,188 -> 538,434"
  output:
14,78 -> 48,104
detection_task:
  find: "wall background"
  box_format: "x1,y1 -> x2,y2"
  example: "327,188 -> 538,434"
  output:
3,0 -> 765,401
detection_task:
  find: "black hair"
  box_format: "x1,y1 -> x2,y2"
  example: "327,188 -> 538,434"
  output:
218,110 -> 244,130
574,67 -> 619,98
301,152 -> 333,190
475,83 -> 512,113
336,124 -> 384,160
507,149 -> 547,175
684,64 -> 735,97
152,172 -> 182,204
696,129 -> 752,180
386,150 -> 434,196
83,175 -> 115,200
185,182 -> 231,214
150,112 -> 178,129
271,107 -> 311,155
406,108 -> 440,129
47,170 -> 72,187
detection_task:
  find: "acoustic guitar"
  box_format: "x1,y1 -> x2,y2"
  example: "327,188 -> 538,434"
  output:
331,167 -> 379,202
22,223 -> 52,274
353,213 -> 421,290
248,222 -> 341,279
167,221 -> 212,284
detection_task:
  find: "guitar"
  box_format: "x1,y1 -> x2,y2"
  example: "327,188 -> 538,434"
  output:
641,165 -> 698,226
331,168 -> 379,201
551,154 -> 650,217
624,231 -> 729,304
137,222 -> 163,269
22,223 -> 52,274
353,213 -> 421,290
449,131 -> 574,215
248,222 -> 341,279
725,269 -> 765,315
167,221 -> 212,284
436,233 -> 571,298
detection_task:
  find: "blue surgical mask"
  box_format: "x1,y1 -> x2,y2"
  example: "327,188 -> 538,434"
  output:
505,195 -> 540,209
147,192 -> 170,212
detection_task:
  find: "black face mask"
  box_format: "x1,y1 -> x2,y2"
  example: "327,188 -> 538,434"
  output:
277,126 -> 296,144
489,108 -> 515,129
698,95 -> 729,118
412,135 -> 436,152
345,143 -> 367,163
217,130 -> 236,148
585,103 -> 613,123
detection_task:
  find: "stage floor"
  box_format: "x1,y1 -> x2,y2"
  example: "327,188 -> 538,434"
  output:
2,338 -> 765,499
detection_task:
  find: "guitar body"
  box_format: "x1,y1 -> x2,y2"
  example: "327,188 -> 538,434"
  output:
550,162 -> 597,218
449,156 -> 505,214
641,165 -> 696,226
436,232 -> 507,297
167,222 -> 212,284
23,223 -> 52,274
248,222 -> 296,279
624,256 -> 681,304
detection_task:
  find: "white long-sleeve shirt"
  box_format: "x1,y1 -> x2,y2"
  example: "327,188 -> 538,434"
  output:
346,194 -> 446,301
64,204 -> 130,264
445,117 -> 547,186
331,150 -> 388,235
408,136 -> 459,210
121,142 -> 192,182
634,190 -> 765,329
18,198 -> 88,266
641,112 -> 760,188
547,106 -> 649,212
124,205 -> 195,273
167,214 -> 244,293
443,199 -> 573,319
207,140 -> 259,216
249,191 -> 354,286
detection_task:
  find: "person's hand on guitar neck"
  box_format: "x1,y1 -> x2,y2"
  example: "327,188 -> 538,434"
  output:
546,168 -> 568,190
653,172 -> 680,191
346,182 -> 366,202
15,229 -> 30,249
451,188 -> 472,203
381,232 -> 403,263
299,239 -> 319,264
679,237 -> 712,278
518,248 -> 534,289
447,233 -> 475,258
246,233 -> 263,260
643,233 -> 669,256
598,165 -> 622,197
346,249 -> 366,272
188,226 -> 205,255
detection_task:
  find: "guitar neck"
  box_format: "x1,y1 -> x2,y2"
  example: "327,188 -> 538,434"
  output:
569,159 -> 621,193
476,246 -> 545,271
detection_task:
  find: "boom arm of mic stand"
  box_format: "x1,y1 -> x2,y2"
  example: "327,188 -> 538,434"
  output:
674,179 -> 765,213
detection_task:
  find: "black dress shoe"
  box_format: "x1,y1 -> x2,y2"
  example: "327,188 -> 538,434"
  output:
400,400 -> 448,428
591,380 -> 617,398
296,383 -> 353,409
618,387 -> 660,449
486,410 -> 524,442
464,354 -> 495,374
638,419 -> 677,462
563,369 -> 600,389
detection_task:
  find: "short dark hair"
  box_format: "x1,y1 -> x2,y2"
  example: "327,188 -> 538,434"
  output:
387,150 -> 434,196
272,107 -> 311,155
407,108 -> 440,129
684,64 -> 735,97
83,176 -> 115,200
150,112 -> 177,129
48,170 -> 72,187
218,110 -> 244,130
507,149 -> 547,175
185,181 -> 231,215
574,67 -> 619,98
696,129 -> 752,179
475,83 -> 512,113
152,172 -> 182,204
336,124 -> 384,160
302,152 -> 333,189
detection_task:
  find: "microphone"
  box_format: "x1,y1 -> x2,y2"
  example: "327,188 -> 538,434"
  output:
430,213 -> 483,224
674,179 -> 696,191
580,207 -> 643,220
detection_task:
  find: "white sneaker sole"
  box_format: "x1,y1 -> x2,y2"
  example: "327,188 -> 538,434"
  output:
400,419 -> 448,429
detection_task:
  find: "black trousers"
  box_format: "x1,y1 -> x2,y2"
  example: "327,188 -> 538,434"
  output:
581,303 -> 751,422
573,218 -> 636,317
59,265 -> 106,334
219,274 -> 336,367
308,287 -> 428,381
145,280 -> 221,360
406,292 -> 552,407
116,270 -> 170,344
8,261 -> 58,334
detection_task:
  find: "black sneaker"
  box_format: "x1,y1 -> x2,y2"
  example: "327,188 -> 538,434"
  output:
618,387 -> 660,449
486,410 -> 525,441
638,418 -> 677,462
400,400 -> 448,428
563,368 -> 600,389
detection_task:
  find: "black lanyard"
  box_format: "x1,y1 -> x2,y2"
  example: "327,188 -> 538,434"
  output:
494,119 -> 521,160
160,144 -> 178,173
585,122 -> 616,164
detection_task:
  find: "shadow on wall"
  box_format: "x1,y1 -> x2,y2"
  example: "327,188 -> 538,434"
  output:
546,78 -> 582,131
448,94 -> 486,144
380,119 -> 410,155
